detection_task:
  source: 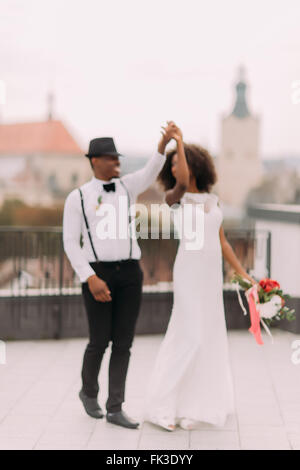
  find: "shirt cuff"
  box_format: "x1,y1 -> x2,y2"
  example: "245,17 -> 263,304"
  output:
79,265 -> 96,283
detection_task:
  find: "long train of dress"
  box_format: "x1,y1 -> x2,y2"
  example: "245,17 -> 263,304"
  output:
143,192 -> 235,427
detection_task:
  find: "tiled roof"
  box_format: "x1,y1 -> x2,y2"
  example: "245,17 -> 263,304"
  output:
0,120 -> 83,155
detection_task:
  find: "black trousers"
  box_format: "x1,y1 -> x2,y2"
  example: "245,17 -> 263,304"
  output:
81,259 -> 143,413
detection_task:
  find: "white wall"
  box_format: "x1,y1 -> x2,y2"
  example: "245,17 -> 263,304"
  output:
255,219 -> 300,297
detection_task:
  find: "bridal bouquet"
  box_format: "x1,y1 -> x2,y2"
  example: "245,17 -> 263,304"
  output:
231,273 -> 295,345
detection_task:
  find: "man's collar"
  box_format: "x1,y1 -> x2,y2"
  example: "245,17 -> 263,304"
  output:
91,176 -> 117,185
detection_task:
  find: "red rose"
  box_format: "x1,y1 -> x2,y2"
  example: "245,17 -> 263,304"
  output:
259,278 -> 280,292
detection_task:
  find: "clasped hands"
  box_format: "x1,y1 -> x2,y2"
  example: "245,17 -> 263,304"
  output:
161,121 -> 182,142
158,121 -> 183,154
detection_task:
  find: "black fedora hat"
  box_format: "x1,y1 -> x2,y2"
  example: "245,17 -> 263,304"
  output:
85,137 -> 124,158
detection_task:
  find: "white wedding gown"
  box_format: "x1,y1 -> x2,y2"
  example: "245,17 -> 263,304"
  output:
143,192 -> 235,427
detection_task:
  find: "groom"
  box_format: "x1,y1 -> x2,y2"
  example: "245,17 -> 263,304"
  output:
63,124 -> 174,429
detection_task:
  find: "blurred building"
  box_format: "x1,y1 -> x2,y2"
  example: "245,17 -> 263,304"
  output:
0,111 -> 92,207
216,68 -> 263,208
0,116 -> 164,209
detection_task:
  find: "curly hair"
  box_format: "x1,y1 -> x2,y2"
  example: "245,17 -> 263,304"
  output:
157,143 -> 217,192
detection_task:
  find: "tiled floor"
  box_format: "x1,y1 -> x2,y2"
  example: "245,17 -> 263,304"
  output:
0,330 -> 299,450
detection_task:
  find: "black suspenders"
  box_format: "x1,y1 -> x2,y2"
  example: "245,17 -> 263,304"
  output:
78,188 -> 99,262
78,181 -> 132,262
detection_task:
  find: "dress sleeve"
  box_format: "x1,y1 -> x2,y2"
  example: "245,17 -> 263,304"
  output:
204,193 -> 219,213
216,195 -> 223,208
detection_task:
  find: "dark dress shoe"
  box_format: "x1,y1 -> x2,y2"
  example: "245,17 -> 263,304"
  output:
79,390 -> 104,419
106,410 -> 140,429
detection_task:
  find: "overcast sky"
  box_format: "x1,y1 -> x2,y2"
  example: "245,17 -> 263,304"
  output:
0,0 -> 299,158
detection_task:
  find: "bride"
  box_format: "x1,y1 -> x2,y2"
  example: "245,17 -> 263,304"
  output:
143,122 -> 257,431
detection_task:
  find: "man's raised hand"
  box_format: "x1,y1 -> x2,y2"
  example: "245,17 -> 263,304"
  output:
160,121 -> 177,142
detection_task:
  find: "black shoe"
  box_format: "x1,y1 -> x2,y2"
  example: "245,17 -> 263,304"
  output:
106,410 -> 140,429
79,389 -> 104,419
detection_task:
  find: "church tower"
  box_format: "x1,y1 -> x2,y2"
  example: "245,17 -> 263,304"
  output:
216,68 -> 262,208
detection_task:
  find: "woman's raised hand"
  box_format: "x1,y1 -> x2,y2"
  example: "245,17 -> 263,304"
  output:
160,121 -> 182,142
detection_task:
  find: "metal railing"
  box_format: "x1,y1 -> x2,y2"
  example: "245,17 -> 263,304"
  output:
0,226 -> 271,339
0,226 -> 271,295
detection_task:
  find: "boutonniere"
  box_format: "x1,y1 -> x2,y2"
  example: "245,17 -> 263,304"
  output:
95,195 -> 103,212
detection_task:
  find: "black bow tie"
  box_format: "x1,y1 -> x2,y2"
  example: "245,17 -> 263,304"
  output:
103,182 -> 116,192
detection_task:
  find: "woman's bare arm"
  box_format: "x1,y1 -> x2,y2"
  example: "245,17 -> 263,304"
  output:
219,224 -> 256,285
165,129 -> 190,207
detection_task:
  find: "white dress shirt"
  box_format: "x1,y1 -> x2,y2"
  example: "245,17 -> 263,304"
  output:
63,151 -> 166,282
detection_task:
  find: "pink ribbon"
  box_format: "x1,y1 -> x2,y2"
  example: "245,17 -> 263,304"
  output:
246,285 -> 263,345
